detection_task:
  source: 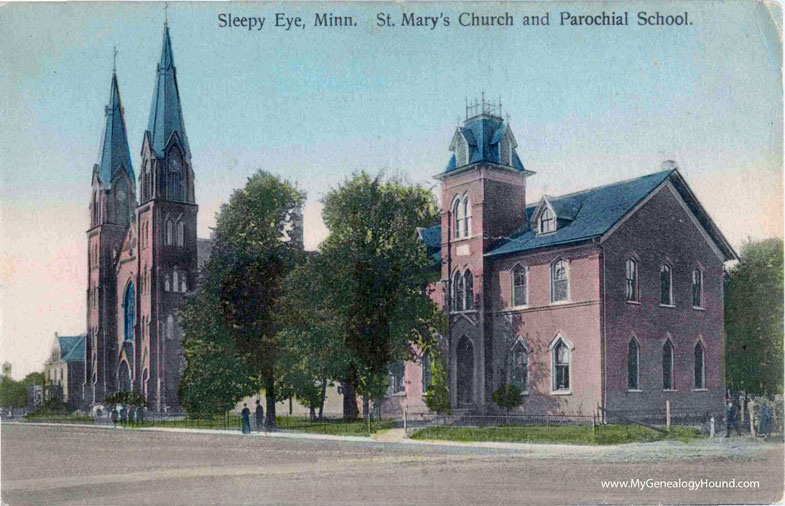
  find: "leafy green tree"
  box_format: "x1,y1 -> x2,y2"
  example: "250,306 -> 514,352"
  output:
0,377 -> 28,409
21,372 -> 44,386
492,385 -> 523,414
179,290 -> 259,415
181,170 -> 304,428
318,172 -> 443,418
277,253 -> 351,419
424,351 -> 451,415
725,238 -> 784,395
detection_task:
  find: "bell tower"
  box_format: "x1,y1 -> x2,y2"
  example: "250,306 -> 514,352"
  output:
85,64 -> 135,404
137,22 -> 197,411
435,97 -> 534,411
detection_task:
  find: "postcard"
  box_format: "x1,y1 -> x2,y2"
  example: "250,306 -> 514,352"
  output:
1,2 -> 782,505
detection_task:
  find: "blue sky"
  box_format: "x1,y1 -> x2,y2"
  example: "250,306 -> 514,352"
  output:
0,1 -> 781,378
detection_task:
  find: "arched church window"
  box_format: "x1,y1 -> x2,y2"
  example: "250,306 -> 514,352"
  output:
123,281 -> 135,342
167,151 -> 184,202
166,315 -> 175,340
463,270 -> 474,310
164,273 -> 171,292
180,272 -> 187,292
144,169 -> 152,201
166,219 -> 173,246
173,270 -> 179,292
176,221 -> 184,247
93,192 -> 99,224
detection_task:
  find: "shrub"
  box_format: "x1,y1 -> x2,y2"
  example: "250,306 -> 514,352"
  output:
492,385 -> 523,413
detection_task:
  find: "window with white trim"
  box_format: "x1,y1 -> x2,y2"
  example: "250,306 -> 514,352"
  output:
452,271 -> 464,311
692,269 -> 703,308
452,195 -> 471,239
551,259 -> 569,303
512,265 -> 528,307
463,270 -> 474,310
660,263 -> 673,305
552,338 -> 571,392
540,207 -> 556,233
625,258 -> 639,302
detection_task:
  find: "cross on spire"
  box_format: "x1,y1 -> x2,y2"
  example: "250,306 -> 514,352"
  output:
113,46 -> 118,73
164,3 -> 168,26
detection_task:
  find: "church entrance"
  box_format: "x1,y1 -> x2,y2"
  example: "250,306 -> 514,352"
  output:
118,362 -> 131,392
456,336 -> 474,407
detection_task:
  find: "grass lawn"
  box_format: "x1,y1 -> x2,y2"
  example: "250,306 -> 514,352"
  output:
410,424 -> 705,445
144,415 -> 396,436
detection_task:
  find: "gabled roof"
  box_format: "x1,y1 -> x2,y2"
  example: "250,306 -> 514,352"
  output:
147,25 -> 190,158
443,115 -> 530,175
95,73 -> 134,188
58,335 -> 86,363
417,225 -> 442,267
486,169 -> 736,261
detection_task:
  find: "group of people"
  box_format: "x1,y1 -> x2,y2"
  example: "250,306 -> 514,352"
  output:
110,404 -> 145,428
240,399 -> 265,434
725,393 -> 777,438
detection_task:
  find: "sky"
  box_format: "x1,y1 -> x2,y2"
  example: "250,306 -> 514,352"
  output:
0,1 -> 782,379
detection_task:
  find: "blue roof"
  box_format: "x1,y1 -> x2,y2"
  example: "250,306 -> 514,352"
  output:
58,335 -> 86,363
417,225 -> 442,266
96,73 -> 133,187
444,115 -> 527,174
486,170 -> 674,257
147,25 -> 190,158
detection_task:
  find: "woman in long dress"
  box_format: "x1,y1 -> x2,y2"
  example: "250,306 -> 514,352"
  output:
241,404 -> 251,434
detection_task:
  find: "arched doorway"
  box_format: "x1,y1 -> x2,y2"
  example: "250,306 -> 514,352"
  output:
457,336 -> 474,407
118,362 -> 131,392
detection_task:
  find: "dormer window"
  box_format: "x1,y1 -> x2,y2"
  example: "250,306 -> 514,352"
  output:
540,207 -> 556,233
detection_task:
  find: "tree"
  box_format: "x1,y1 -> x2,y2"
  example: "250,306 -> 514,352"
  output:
318,172 -> 443,418
725,238 -> 784,395
277,253 -> 352,419
180,170 -> 304,428
424,351 -> 451,415
179,290 -> 259,416
0,377 -> 28,410
21,372 -> 44,386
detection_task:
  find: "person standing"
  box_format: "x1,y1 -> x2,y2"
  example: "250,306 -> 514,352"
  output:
241,404 -> 251,434
725,400 -> 741,437
120,405 -> 128,429
748,396 -> 757,437
255,399 -> 264,432
759,402 -> 772,438
111,406 -> 119,429
136,405 -> 145,426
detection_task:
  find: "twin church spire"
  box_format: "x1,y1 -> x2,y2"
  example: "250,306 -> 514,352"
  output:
93,22 -> 190,189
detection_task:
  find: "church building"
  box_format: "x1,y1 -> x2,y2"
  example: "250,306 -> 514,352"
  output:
392,98 -> 738,419
84,23 -> 197,412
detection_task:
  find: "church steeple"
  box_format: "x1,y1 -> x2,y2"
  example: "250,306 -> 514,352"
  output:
96,70 -> 134,187
146,24 -> 190,159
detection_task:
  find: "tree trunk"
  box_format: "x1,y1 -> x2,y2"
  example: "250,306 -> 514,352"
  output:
265,378 -> 277,430
341,381 -> 359,421
318,379 -> 327,420
362,395 -> 370,421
